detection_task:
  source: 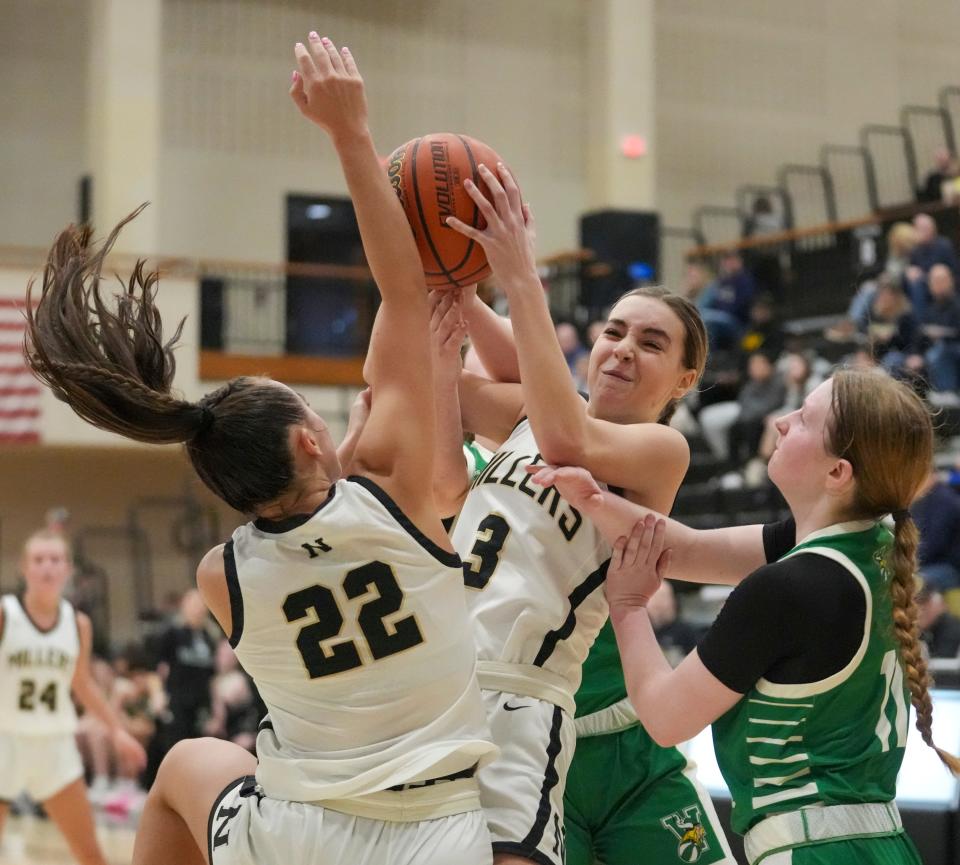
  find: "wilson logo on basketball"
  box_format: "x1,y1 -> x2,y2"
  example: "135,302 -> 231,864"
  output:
429,141 -> 458,227
386,146 -> 406,202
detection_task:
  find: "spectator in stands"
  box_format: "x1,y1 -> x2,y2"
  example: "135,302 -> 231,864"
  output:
911,467 -> 960,592
709,250 -> 756,329
917,147 -> 958,203
698,350 -> 785,466
156,589 -> 217,751
916,585 -> 960,659
909,264 -> 960,393
866,277 -> 921,377
753,352 -> 821,484
743,196 -> 784,295
740,293 -> 784,360
555,321 -> 589,390
908,213 -> 958,287
726,351 -> 786,469
883,221 -> 918,290
205,639 -> 260,754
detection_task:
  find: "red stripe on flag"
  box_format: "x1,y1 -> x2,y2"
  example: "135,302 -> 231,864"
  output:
0,367 -> 32,375
0,408 -> 40,419
0,431 -> 40,444
0,323 -> 26,331
0,299 -> 36,309
0,386 -> 41,397
0,345 -> 25,353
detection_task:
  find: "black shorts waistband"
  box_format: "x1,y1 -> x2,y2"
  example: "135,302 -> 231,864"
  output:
388,765 -> 477,792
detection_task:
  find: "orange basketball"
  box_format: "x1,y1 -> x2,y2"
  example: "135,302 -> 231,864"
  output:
385,133 -> 504,289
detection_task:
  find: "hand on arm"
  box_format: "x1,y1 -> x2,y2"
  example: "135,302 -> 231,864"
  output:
71,614 -> 147,774
604,519 -> 742,746
527,464 -> 770,585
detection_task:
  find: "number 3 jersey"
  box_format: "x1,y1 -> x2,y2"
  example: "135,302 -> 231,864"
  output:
0,595 -> 79,736
451,418 -> 613,713
226,476 -> 497,804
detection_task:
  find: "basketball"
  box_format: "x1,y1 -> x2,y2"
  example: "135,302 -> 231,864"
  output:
385,132 -> 505,289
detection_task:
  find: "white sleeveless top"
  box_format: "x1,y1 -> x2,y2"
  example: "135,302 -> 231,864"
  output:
227,476 -> 497,804
451,418 -> 612,712
0,595 -> 79,736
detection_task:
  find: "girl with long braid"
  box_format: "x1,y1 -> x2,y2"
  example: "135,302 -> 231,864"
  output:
24,34 -> 496,865
530,369 -> 960,865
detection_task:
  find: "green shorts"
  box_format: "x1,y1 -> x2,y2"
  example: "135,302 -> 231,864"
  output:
564,723 -> 734,865
755,832 -> 922,864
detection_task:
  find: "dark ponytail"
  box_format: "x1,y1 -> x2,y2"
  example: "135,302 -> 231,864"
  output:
24,207 -> 307,513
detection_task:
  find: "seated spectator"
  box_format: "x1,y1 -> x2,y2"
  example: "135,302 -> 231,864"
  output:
698,252 -> 756,347
917,147 -> 958,203
555,321 -> 588,390
883,221 -> 918,290
866,278 -> 921,377
911,468 -> 960,592
684,261 -> 737,351
646,581 -> 698,667
698,351 -> 785,464
917,585 -> 960,659
743,196 -> 785,295
740,293 -> 784,359
910,264 -> 960,392
907,213 -> 958,289
205,639 -> 260,753
726,351 -> 786,468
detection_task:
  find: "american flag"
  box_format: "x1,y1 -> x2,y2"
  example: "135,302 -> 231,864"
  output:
0,297 -> 41,444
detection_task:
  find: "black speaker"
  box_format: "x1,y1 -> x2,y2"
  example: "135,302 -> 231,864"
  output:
579,209 -> 660,313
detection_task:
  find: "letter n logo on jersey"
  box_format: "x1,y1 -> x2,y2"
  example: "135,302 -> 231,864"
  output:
660,805 -> 709,862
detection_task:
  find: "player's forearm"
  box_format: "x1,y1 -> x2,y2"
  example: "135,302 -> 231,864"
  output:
433,377 -> 471,517
333,131 -> 425,306
608,605 -> 684,746
463,297 -> 521,383
498,277 -> 589,463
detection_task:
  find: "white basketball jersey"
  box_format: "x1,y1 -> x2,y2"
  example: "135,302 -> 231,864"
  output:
0,595 -> 79,736
227,476 -> 497,804
452,418 -> 612,704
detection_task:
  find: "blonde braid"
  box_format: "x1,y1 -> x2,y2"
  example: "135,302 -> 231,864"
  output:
889,517 -> 960,774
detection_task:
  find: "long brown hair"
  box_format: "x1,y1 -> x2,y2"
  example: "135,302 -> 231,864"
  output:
23,207 -> 307,513
614,286 -> 708,423
828,368 -> 960,774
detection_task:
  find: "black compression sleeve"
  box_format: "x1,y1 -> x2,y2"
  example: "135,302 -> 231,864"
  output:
762,517 -> 796,563
697,553 -> 866,693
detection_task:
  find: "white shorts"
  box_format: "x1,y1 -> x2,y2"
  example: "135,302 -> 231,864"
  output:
478,691 -> 576,865
0,732 -> 84,803
208,777 -> 492,865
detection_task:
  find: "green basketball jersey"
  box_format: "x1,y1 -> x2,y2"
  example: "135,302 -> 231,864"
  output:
574,617 -> 627,717
713,521 -> 910,835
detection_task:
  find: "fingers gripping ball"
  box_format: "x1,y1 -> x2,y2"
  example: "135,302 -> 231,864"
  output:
386,133 -> 506,289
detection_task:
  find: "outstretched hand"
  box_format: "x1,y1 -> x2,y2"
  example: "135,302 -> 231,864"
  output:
525,464 -> 604,511
445,163 -> 539,290
605,515 -> 671,612
290,34 -> 368,143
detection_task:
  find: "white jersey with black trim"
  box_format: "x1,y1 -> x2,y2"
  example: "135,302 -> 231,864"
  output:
226,475 -> 497,805
451,418 -> 612,707
0,595 -> 79,736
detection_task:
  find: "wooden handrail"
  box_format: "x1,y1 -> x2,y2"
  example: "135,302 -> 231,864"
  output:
688,199 -> 957,258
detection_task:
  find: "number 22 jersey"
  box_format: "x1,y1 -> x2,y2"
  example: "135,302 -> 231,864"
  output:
451,418 -> 612,712
226,476 -> 497,805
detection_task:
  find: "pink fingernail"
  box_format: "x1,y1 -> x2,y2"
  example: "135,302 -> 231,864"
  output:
308,31 -> 319,40
342,46 -> 350,53
321,36 -> 332,45
295,42 -> 304,50
291,70 -> 298,82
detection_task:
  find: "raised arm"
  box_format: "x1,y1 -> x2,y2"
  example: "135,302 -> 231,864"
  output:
291,36 -> 440,532
430,290 -> 472,518
447,165 -> 689,507
461,286 -> 522,383
527,465 -> 770,586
